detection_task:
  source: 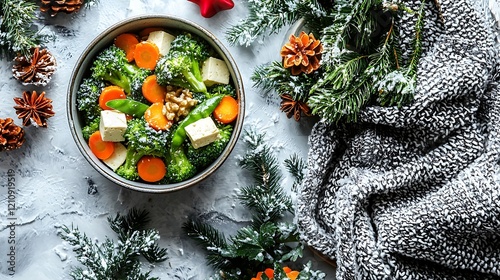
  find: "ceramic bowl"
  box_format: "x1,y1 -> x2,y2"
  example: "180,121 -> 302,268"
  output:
67,15 -> 245,193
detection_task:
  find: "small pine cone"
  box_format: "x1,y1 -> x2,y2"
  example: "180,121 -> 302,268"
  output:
40,0 -> 85,17
13,47 -> 57,87
0,118 -> 26,152
13,91 -> 56,128
280,31 -> 324,75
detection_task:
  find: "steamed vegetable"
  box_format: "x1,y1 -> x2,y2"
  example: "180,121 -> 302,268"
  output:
213,95 -> 239,124
134,41 -> 160,70
137,155 -> 167,182
91,45 -> 151,102
105,99 -> 149,117
77,29 -> 239,184
99,85 -> 126,110
171,95 -> 223,149
155,33 -> 210,94
82,117 -> 100,140
115,118 -> 170,181
142,75 -> 167,103
186,124 -> 233,169
88,131 -> 114,160
114,33 -> 139,62
76,78 -> 105,125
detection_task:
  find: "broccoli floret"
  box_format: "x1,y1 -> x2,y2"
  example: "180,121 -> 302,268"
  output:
116,118 -> 170,181
208,84 -> 237,99
155,33 -> 210,95
166,145 -> 197,183
82,117 -> 100,140
186,124 -> 233,169
91,45 -> 151,103
76,78 -> 105,125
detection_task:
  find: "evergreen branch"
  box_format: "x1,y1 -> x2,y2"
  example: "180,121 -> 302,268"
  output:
238,129 -> 293,227
309,76 -> 372,123
185,128 -> 322,279
239,183 -> 293,226
226,0 -> 303,47
407,0 -> 426,77
182,219 -> 230,269
376,1 -> 425,107
284,153 -> 306,191
58,209 -> 167,280
108,207 -> 150,239
252,61 -> 319,102
0,0 -> 41,58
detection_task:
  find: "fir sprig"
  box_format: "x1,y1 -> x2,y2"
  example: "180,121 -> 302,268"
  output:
0,0 -> 41,58
237,0 -> 426,123
183,129 -> 324,279
284,153 -> 306,191
58,208 -> 167,280
226,0 -> 301,47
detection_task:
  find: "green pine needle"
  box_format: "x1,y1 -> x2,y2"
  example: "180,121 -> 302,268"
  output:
0,0 -> 41,58
284,153 -> 306,191
225,0 -> 301,47
58,208 -> 167,280
182,219 -> 230,269
184,129 -> 324,279
244,0 -> 426,123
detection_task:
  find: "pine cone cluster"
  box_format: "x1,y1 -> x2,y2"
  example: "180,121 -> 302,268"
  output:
280,31 -> 323,75
13,91 -> 55,128
0,118 -> 25,152
40,0 -> 85,17
12,47 -> 57,87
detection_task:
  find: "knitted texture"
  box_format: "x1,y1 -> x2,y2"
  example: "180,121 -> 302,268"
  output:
296,0 -> 500,279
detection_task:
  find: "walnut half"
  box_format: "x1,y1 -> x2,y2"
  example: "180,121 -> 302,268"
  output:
162,86 -> 198,122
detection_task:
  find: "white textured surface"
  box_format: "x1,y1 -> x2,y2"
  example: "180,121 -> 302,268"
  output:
0,1 -> 335,279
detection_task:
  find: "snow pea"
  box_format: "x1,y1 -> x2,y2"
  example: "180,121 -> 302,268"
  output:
171,95 -> 224,150
105,99 -> 149,117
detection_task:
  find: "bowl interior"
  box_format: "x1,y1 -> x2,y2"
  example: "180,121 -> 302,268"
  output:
67,15 -> 245,193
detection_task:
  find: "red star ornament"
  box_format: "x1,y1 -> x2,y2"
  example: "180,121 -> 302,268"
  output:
189,0 -> 234,18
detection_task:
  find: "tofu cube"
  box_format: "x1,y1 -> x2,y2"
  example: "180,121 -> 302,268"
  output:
147,30 -> 176,56
201,57 -> 230,87
185,117 -> 220,149
99,110 -> 127,142
103,142 -> 127,171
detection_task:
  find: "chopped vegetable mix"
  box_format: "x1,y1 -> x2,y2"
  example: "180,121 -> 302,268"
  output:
76,28 -> 239,183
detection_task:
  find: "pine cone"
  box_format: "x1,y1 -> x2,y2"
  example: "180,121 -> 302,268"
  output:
280,31 -> 324,75
13,91 -> 55,128
0,118 -> 25,152
40,0 -> 85,17
13,47 -> 57,87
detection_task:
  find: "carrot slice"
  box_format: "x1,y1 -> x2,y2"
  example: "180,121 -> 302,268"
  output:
142,75 -> 166,103
139,27 -> 164,39
134,41 -> 160,70
282,267 -> 292,274
114,33 -> 139,62
88,131 -> 115,160
264,268 -> 274,279
252,272 -> 263,280
213,95 -> 239,124
286,271 -> 299,280
144,102 -> 172,130
137,155 -> 166,182
99,86 -> 126,110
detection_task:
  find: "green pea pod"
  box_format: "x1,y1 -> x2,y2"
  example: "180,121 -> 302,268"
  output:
105,99 -> 149,117
171,95 -> 223,150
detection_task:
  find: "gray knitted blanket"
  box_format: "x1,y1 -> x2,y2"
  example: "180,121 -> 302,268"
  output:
296,0 -> 500,279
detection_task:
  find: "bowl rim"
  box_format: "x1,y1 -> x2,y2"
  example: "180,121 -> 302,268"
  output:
67,14 -> 245,193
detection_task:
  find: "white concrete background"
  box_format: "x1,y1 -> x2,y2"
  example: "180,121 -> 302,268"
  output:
0,0 -> 336,279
